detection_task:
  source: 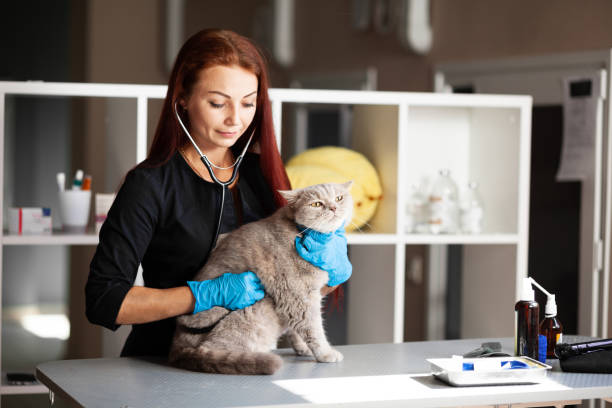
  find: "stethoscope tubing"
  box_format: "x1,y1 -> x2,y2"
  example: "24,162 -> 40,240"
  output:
173,101 -> 255,247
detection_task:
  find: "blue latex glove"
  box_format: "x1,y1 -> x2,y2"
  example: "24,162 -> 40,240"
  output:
187,271 -> 265,314
295,226 -> 352,286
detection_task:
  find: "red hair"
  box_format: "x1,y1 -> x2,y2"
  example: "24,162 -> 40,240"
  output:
140,29 -> 290,207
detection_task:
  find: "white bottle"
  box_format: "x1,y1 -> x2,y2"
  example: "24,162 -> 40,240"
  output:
405,184 -> 427,233
460,181 -> 484,234
428,169 -> 459,234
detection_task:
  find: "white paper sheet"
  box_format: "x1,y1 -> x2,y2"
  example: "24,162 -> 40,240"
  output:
274,374 -> 570,404
556,73 -> 603,181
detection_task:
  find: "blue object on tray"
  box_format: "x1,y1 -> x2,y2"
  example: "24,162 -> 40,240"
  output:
462,360 -> 529,371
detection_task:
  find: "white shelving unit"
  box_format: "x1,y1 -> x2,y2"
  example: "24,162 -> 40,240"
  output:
0,82 -> 532,395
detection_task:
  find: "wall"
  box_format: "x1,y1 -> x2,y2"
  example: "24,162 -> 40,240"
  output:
80,1 -> 612,90
290,1 -> 431,91
431,0 -> 612,62
0,1 -> 75,82
285,0 -> 612,91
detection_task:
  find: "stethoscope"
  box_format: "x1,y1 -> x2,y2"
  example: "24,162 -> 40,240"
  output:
174,101 -> 255,247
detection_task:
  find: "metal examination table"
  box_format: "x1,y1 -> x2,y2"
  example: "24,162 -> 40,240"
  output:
36,337 -> 612,407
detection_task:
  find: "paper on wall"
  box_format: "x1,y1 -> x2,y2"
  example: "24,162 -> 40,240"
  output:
556,73 -> 603,181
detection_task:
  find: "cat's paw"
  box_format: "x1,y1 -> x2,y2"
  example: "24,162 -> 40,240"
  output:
315,348 -> 343,363
293,345 -> 313,357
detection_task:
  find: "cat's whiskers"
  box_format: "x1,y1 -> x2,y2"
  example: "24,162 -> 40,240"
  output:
298,218 -> 334,235
347,214 -> 375,232
297,221 -> 322,235
298,226 -> 313,235
310,219 -> 328,233
349,220 -> 363,232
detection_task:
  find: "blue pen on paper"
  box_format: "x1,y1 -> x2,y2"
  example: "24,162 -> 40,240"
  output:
56,172 -> 65,192
72,169 -> 84,190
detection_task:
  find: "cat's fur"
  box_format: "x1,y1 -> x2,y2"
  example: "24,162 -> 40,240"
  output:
169,182 -> 353,375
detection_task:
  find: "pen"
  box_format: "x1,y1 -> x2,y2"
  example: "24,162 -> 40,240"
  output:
81,175 -> 92,191
56,172 -> 65,192
72,169 -> 84,190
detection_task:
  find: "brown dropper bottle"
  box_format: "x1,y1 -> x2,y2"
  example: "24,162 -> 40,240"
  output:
515,278 -> 539,360
540,294 -> 563,359
530,279 -> 564,359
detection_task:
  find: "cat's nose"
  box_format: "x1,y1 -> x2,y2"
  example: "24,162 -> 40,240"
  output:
329,205 -> 337,212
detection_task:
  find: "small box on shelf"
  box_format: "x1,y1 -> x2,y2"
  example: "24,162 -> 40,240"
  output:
95,193 -> 116,235
7,208 -> 52,235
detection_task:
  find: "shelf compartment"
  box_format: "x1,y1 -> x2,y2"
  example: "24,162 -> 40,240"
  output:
1,301 -> 67,396
347,245 -> 397,344
404,106 -> 524,235
280,102 -> 399,235
461,244 -> 517,338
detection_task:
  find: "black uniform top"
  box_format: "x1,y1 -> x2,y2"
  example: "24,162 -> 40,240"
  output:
85,151 -> 276,357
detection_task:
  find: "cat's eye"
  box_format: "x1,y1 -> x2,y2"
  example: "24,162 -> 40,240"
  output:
310,201 -> 323,207
336,195 -> 343,202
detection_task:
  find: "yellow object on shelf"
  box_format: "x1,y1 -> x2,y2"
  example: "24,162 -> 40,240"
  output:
286,146 -> 382,231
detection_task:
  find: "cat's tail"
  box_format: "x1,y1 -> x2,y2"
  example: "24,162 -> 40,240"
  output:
169,346 -> 283,375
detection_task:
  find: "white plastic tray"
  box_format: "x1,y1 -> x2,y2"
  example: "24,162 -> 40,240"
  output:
428,356 -> 552,387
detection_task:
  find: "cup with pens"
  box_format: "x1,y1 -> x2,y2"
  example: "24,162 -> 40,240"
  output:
57,170 -> 92,232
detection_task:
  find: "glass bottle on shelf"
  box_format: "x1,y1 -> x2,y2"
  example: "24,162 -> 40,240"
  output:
428,169 -> 459,234
405,184 -> 427,233
460,181 -> 485,234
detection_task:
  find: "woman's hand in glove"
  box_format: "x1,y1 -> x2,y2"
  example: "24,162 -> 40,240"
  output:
295,226 -> 352,286
187,271 -> 265,314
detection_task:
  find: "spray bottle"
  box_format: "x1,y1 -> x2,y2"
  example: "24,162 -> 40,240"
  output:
530,278 -> 563,359
515,277 -> 539,360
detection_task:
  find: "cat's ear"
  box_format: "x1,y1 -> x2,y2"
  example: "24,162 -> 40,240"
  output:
278,189 -> 300,205
342,180 -> 354,190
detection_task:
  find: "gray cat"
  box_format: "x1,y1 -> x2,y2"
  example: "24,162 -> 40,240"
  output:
169,181 -> 353,375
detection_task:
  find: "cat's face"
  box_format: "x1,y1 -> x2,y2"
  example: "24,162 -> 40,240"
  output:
279,182 -> 353,233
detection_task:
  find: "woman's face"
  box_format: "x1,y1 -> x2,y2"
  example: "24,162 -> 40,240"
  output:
181,64 -> 258,151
